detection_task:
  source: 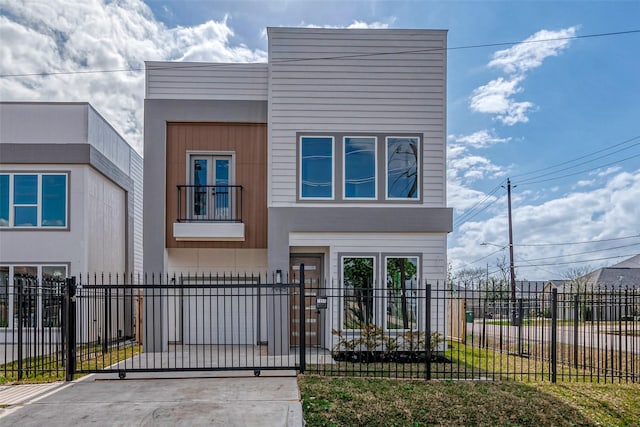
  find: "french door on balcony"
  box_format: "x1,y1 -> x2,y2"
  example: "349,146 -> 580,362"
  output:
190,155 -> 233,221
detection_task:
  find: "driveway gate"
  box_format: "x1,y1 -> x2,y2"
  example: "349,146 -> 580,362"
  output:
68,269 -> 308,378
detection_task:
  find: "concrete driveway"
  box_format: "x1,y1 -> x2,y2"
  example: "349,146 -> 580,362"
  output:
0,371 -> 303,426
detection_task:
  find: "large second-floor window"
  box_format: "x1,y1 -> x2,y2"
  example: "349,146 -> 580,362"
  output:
344,137 -> 377,199
300,136 -> 334,199
297,133 -> 421,202
0,173 -> 68,228
386,137 -> 419,200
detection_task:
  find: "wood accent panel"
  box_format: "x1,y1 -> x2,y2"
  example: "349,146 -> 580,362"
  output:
166,122 -> 267,249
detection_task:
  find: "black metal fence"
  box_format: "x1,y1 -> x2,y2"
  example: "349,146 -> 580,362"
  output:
0,274 -> 66,381
304,281 -> 638,383
71,272 -> 304,378
177,185 -> 243,223
2,271 -> 638,383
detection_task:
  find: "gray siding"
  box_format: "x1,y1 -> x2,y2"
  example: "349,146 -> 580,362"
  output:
130,152 -> 144,273
0,102 -> 143,273
145,62 -> 268,100
267,28 -> 447,207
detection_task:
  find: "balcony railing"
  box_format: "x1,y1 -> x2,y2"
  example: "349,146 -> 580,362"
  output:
177,185 -> 243,223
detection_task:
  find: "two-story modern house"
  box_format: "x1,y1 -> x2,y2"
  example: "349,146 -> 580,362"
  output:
143,27 -> 452,354
0,102 -> 143,341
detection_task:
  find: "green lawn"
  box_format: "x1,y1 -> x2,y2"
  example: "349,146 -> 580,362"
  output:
299,375 -> 640,426
0,345 -> 140,384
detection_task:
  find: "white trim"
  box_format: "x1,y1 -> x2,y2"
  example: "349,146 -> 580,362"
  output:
343,136 -> 378,201
299,135 -> 335,200
384,136 -> 420,201
173,222 -> 245,241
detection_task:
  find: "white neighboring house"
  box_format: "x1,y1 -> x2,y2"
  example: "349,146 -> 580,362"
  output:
143,27 -> 452,354
0,102 -> 143,339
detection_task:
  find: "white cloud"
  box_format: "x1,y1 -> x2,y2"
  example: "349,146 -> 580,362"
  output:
449,129 -> 512,148
575,179 -> 595,188
0,0 -> 267,154
449,169 -> 640,280
469,76 -> 534,125
489,27 -> 577,74
594,166 -> 623,177
300,20 -> 393,29
469,27 -> 576,125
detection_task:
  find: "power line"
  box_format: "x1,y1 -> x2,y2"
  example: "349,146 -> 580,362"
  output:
518,152 -> 640,186
453,247 -> 506,272
516,242 -> 640,263
513,135 -> 640,181
2,29 -> 639,78
514,234 -> 640,247
515,253 -> 637,268
453,181 -> 505,228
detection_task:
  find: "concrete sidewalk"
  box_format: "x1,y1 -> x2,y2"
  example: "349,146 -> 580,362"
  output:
0,371 -> 303,426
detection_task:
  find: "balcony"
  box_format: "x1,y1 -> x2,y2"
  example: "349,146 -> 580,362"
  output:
174,185 -> 244,241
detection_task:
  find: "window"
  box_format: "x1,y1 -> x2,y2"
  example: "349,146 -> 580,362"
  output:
189,155 -> 234,220
0,175 -> 8,226
297,133 -> 421,202
342,256 -> 375,329
300,136 -> 334,199
344,137 -> 376,199
386,137 -> 419,200
1,265 -> 66,329
385,257 -> 419,330
340,254 -> 421,332
0,173 -> 68,228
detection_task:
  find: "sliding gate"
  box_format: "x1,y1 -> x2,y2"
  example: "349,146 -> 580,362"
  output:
71,271 -> 307,378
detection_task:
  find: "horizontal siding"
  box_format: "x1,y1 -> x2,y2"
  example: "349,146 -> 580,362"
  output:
268,28 -> 447,207
146,62 -> 268,100
289,231 -> 447,280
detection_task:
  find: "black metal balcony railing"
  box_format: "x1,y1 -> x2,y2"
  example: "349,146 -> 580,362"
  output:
177,185 -> 243,223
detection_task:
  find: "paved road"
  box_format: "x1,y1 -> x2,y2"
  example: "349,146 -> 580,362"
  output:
468,321 -> 640,354
0,371 -> 303,426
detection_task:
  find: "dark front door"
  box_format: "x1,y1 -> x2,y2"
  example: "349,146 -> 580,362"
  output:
289,255 -> 322,347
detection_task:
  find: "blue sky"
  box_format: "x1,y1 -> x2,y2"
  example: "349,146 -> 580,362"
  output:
1,0 -> 639,279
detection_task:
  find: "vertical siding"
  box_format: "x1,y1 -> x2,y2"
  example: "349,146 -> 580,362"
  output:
268,28 -> 447,207
165,123 -> 267,249
86,167 -> 126,273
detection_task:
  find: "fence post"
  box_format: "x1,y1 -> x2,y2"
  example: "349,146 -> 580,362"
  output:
517,299 -> 523,355
425,283 -> 432,381
16,278 -> 23,381
103,284 -> 110,355
65,277 -> 77,382
551,288 -> 558,383
573,293 -> 579,370
299,264 -> 306,374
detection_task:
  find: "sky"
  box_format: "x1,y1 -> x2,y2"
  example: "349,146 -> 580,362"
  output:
1,0 -> 639,281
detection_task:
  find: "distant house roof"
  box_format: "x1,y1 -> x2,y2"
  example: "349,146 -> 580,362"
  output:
610,254 -> 640,268
585,267 -> 640,290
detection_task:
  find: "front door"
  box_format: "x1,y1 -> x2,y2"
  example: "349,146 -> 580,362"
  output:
190,155 -> 232,220
289,255 -> 322,347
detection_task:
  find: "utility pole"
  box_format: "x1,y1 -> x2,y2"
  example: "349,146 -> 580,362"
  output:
506,178 -> 519,326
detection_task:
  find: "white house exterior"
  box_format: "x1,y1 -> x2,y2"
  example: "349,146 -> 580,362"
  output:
143,28 -> 452,353
0,102 -> 143,338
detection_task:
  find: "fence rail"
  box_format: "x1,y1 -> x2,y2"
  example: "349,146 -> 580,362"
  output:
1,272 -> 638,383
